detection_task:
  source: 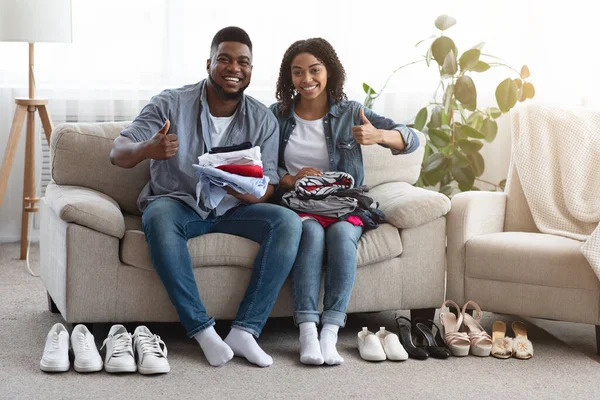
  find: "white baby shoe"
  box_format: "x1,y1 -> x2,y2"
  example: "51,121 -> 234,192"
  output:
357,327 -> 386,361
40,323 -> 70,372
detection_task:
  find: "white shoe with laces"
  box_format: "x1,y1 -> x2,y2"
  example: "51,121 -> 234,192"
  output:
71,324 -> 103,373
133,326 -> 170,374
101,324 -> 136,373
40,323 -> 70,372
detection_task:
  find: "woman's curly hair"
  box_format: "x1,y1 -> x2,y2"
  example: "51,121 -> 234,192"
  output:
275,38 -> 347,116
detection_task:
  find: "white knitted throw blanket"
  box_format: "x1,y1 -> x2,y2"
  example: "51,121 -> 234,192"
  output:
511,104 -> 600,281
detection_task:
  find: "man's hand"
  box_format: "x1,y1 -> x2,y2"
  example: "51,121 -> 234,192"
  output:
145,120 -> 179,160
352,109 -> 383,145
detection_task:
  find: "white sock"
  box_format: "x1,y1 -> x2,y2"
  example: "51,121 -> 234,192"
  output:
320,323 -> 344,365
193,326 -> 234,367
299,322 -> 324,365
224,327 -> 273,367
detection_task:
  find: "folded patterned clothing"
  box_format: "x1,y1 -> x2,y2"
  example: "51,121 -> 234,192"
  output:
209,141 -> 252,154
193,165 -> 269,217
197,146 -> 262,168
342,207 -> 386,230
281,192 -> 357,218
298,213 -> 363,228
330,185 -> 375,210
216,164 -> 264,178
295,171 -> 355,200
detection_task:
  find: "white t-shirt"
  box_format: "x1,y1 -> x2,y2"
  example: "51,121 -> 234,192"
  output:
284,113 -> 330,176
209,113 -> 235,148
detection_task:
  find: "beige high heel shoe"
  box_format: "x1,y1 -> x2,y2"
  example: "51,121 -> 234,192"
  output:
511,321 -> 533,359
439,300 -> 470,357
461,300 -> 492,357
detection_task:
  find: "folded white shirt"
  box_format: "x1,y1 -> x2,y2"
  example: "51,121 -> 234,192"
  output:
197,146 -> 263,168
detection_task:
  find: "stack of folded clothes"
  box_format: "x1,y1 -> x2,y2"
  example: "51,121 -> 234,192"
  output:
281,171 -> 385,229
192,143 -> 269,216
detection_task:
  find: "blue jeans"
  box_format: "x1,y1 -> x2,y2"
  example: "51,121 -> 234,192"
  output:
142,197 -> 302,338
292,219 -> 363,327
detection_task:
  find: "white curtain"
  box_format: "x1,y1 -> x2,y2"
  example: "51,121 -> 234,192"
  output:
0,0 -> 598,239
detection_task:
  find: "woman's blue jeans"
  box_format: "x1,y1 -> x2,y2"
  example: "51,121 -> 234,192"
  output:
142,197 -> 302,338
291,219 -> 363,327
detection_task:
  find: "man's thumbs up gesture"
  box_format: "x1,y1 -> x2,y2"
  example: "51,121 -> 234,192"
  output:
352,109 -> 383,145
147,119 -> 179,160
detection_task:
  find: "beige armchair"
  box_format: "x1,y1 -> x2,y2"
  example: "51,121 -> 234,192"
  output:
446,106 -> 600,354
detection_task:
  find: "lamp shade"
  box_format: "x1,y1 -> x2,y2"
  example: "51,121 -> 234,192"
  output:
0,0 -> 72,43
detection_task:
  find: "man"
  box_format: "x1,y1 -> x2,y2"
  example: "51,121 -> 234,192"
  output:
110,27 -> 302,368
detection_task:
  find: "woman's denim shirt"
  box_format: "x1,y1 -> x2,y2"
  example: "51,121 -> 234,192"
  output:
269,99 -> 419,186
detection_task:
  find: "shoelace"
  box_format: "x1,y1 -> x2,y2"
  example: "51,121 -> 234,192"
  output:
77,332 -> 91,351
134,333 -> 168,362
51,332 -> 60,350
101,332 -> 133,359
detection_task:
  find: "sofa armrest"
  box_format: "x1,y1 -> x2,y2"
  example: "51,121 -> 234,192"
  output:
44,181 -> 126,239
369,182 -> 450,229
446,191 -> 507,304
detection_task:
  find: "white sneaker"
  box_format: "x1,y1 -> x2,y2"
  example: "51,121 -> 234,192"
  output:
71,324 -> 103,372
375,327 -> 408,361
101,324 -> 136,373
357,327 -> 386,361
40,323 -> 70,372
133,326 -> 170,374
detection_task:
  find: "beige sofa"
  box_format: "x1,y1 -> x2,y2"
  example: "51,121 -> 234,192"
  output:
40,122 -> 450,325
446,108 -> 600,354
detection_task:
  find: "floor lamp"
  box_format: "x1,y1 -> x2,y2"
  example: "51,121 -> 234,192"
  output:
0,0 -> 72,259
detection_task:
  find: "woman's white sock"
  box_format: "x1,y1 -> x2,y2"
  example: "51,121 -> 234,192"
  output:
299,322 -> 324,365
193,326 -> 234,367
225,327 -> 273,367
320,323 -> 344,365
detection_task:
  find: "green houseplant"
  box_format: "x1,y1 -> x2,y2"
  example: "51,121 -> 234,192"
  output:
362,15 -> 535,196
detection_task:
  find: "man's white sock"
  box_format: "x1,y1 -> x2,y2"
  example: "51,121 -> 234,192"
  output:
193,326 -> 234,367
320,323 -> 344,365
224,327 -> 273,367
299,322 -> 324,365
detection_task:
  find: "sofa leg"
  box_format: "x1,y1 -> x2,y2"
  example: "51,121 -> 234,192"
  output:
596,325 -> 600,356
47,292 -> 59,314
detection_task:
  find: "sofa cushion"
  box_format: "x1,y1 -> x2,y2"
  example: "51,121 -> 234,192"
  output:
466,232 -> 599,290
120,219 -> 403,271
369,182 -> 450,229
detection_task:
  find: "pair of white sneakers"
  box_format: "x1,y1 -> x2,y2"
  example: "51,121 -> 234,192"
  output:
357,327 -> 409,362
40,323 -> 170,374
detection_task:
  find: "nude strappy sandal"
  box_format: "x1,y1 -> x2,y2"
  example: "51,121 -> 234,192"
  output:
491,321 -> 513,359
461,300 -> 492,357
439,300 -> 470,357
511,321 -> 534,359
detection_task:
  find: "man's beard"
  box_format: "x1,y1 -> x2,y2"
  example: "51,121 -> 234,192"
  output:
208,75 -> 249,101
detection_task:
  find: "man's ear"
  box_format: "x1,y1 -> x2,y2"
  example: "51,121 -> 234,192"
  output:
206,59 -> 211,73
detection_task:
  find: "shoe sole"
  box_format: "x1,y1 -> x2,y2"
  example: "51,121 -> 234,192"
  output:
104,364 -> 137,373
74,361 -> 103,373
40,360 -> 70,372
470,345 -> 492,357
449,345 -> 470,357
138,365 -> 171,375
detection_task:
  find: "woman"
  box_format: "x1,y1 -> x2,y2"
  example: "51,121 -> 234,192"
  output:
270,38 -> 420,365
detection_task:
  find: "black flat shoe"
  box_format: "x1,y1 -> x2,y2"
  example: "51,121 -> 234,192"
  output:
413,318 -> 452,359
395,315 -> 429,360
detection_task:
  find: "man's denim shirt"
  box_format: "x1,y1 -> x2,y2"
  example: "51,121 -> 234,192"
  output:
269,99 -> 419,186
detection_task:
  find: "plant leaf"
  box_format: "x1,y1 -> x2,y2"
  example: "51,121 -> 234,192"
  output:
454,75 -> 477,105
451,164 -> 475,191
440,184 -> 460,198
470,61 -> 490,73
523,82 -> 535,99
499,179 -> 507,191
513,78 -> 522,89
434,14 -> 457,31
451,148 -> 470,168
362,82 -> 376,95
481,118 -> 498,142
442,51 -> 458,75
431,105 -> 442,128
444,84 -> 454,112
486,107 -> 502,119
431,36 -> 458,66
423,152 -> 447,173
468,152 -> 485,176
460,124 -> 486,139
425,47 -> 433,67
459,49 -> 480,71
466,112 -> 483,130
495,78 -> 518,113
520,65 -> 530,79
416,34 -> 437,48
471,42 -> 486,50
458,139 -> 483,154
428,128 -> 451,147
414,107 -> 428,131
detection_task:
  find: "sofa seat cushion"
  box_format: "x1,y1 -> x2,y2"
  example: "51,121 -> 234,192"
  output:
466,232 -> 599,290
120,216 -> 403,271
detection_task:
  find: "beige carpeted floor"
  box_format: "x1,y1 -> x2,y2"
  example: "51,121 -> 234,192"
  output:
1,242 -> 599,399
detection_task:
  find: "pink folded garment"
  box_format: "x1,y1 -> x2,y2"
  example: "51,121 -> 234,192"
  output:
216,164 -> 264,178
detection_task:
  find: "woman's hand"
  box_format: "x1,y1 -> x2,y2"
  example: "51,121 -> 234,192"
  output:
282,168 -> 322,190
